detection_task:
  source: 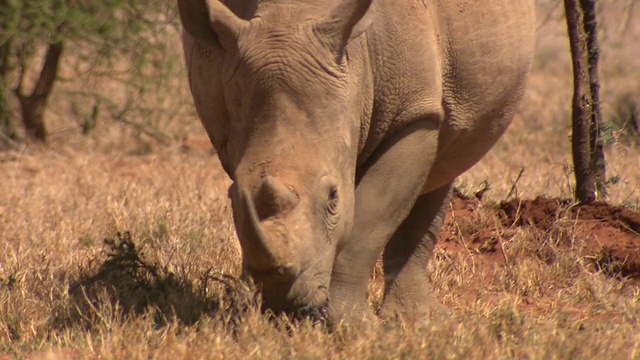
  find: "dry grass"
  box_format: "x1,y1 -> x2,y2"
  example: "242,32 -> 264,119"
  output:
2,2 -> 640,359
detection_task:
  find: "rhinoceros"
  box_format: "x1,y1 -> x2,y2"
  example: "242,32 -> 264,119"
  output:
177,0 -> 535,325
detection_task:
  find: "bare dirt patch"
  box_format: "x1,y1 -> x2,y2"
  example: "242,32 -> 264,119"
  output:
439,193 -> 640,281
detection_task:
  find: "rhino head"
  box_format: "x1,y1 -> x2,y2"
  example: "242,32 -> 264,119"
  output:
178,0 -> 373,318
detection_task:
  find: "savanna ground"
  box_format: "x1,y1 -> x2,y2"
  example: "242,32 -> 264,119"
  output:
2,2 -> 640,359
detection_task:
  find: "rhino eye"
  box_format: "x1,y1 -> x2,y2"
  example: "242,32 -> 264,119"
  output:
326,187 -> 339,216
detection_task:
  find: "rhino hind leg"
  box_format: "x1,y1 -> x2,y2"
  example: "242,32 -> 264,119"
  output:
379,182 -> 452,321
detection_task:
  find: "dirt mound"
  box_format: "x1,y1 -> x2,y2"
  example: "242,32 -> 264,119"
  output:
439,194 -> 640,281
499,197 -> 640,235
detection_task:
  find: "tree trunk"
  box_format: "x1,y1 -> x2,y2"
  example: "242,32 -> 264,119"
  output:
564,0 -> 598,203
15,41 -> 64,142
0,14 -> 17,140
580,0 -> 606,198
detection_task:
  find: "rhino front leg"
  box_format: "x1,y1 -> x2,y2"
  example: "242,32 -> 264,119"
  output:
380,181 -> 452,321
328,119 -> 439,326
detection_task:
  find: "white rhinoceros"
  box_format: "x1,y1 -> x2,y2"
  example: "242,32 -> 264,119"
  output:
177,0 -> 535,325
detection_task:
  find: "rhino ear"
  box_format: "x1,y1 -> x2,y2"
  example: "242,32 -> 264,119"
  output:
177,0 -> 248,50
317,0 -> 373,58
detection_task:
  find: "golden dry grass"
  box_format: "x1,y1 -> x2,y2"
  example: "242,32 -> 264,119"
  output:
2,2 -> 640,359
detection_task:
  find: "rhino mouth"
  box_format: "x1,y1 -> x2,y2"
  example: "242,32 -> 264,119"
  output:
262,299 -> 330,325
255,274 -> 331,323
246,263 -> 330,323
254,297 -> 329,327
296,302 -> 330,325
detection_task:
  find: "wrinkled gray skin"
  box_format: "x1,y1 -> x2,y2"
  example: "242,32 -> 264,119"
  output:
177,0 -> 535,325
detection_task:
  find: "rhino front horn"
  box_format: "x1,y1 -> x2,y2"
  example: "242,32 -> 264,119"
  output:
238,189 -> 282,270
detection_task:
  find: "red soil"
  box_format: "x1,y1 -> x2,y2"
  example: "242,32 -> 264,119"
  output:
439,193 -> 640,281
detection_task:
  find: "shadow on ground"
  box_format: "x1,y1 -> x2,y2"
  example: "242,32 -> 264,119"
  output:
54,232 -> 259,331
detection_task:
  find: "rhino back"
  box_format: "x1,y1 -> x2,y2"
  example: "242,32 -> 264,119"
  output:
359,0 -> 535,192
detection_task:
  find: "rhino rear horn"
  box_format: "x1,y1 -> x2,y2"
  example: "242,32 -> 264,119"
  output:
254,176 -> 299,220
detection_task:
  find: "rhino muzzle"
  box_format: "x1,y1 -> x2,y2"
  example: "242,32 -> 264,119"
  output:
257,274 -> 330,324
